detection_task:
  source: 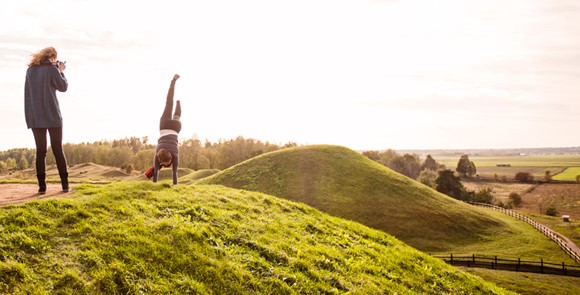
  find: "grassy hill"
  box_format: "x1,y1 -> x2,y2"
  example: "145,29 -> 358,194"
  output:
0,182 -> 512,294
197,145 -> 515,252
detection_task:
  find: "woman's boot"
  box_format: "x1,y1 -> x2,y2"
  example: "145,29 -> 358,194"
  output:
37,173 -> 46,194
60,172 -> 70,192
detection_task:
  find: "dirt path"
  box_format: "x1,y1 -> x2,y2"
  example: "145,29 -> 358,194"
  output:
0,183 -> 73,207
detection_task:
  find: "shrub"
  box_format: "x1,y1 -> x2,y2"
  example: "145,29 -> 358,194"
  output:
544,170 -> 552,182
125,164 -> 134,174
508,192 -> 522,208
435,169 -> 465,199
417,170 -> 438,188
576,175 -> 580,183
515,172 -> 534,183
473,187 -> 494,204
545,205 -> 558,216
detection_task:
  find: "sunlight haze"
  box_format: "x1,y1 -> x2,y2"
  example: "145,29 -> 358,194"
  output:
1,0 -> 579,151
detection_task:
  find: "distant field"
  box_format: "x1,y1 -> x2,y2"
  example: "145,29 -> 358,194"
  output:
461,181 -> 580,247
436,154 -> 580,168
435,155 -> 580,179
553,167 -> 580,181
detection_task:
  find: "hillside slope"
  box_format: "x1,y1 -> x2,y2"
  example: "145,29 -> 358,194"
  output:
198,144 -> 510,252
0,182 -> 512,294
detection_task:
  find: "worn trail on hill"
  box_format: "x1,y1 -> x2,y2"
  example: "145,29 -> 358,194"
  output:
0,183 -> 72,206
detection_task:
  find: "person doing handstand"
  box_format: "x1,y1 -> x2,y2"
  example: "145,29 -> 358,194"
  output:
145,74 -> 181,185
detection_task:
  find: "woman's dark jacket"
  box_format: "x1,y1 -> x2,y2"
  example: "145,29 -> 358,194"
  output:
24,60 -> 68,128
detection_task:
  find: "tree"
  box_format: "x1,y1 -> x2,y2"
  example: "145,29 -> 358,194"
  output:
435,169 -> 465,199
515,172 -> 534,183
388,153 -> 421,179
417,169 -> 438,188
456,155 -> 476,177
508,192 -> 522,208
545,205 -> 558,216
18,156 -> 28,170
378,149 -> 398,167
5,157 -> 16,170
132,149 -> 156,171
544,170 -> 552,182
473,187 -> 494,204
420,154 -> 439,171
125,164 -> 134,174
0,161 -> 6,172
362,150 -> 380,161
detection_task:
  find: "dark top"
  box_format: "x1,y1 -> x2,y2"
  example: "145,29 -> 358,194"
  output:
153,134 -> 179,185
24,60 -> 68,128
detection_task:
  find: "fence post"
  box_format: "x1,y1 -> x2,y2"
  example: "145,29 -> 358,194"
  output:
541,259 -> 543,273
473,254 -> 476,267
517,258 -> 520,271
562,262 -> 567,275
450,254 -> 453,264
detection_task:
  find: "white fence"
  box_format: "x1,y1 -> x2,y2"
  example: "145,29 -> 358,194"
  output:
468,202 -> 580,265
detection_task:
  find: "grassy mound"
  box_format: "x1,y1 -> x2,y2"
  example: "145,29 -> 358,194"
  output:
0,182 -> 512,294
179,169 -> 220,184
197,145 -> 513,252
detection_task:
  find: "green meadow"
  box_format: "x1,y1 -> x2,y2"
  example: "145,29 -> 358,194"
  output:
553,167 -> 580,181
0,182 -> 512,294
435,154 -> 580,179
1,144 -> 580,294
436,155 -> 580,168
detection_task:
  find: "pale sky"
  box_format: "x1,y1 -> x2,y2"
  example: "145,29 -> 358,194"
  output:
1,0 -> 579,151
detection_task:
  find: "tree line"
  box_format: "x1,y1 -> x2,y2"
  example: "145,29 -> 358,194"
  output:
361,149 -> 505,206
0,136 -> 297,173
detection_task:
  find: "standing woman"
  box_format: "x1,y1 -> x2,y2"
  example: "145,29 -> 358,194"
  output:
24,46 -> 70,194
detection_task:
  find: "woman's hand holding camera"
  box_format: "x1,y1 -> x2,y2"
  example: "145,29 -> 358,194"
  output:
55,60 -> 66,72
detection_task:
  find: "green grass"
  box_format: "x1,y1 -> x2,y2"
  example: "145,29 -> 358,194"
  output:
460,268 -> 580,295
553,167 -> 580,181
197,145 -> 567,255
516,212 -> 580,250
436,155 -> 580,179
432,209 -> 578,264
437,155 -> 580,168
0,182 -> 512,294
178,169 -> 220,184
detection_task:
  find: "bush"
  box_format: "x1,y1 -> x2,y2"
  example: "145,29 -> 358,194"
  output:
515,172 -> 534,183
545,205 -> 558,216
576,175 -> 580,183
473,187 -> 494,204
508,192 -> 522,208
544,170 -> 552,182
435,169 -> 465,199
125,164 -> 134,174
417,170 -> 438,188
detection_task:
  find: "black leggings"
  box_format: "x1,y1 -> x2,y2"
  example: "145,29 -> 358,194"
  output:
32,127 -> 68,177
159,79 -> 182,133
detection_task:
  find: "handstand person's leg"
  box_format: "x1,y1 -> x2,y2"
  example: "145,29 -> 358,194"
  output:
161,79 -> 176,121
173,100 -> 181,120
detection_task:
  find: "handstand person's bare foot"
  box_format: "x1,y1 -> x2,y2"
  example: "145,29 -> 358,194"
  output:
173,74 -> 180,81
